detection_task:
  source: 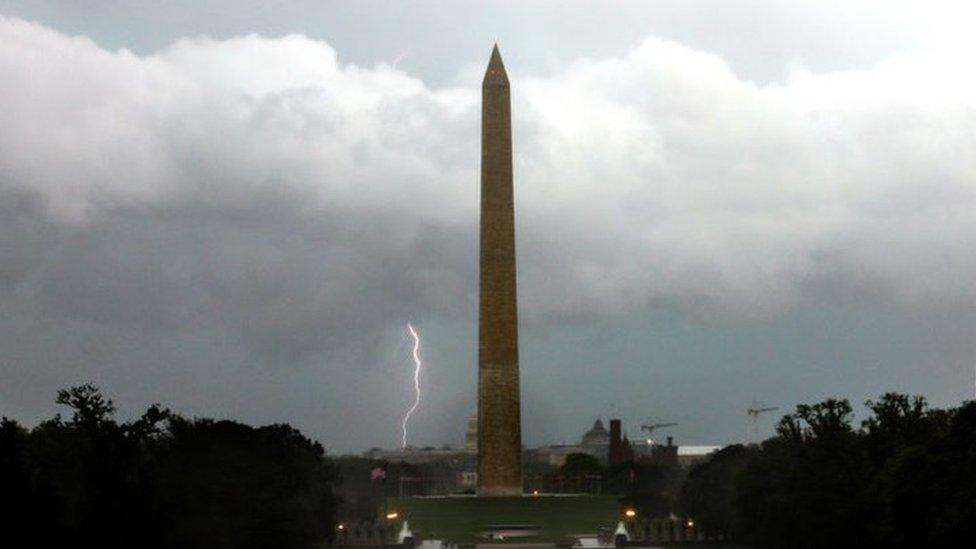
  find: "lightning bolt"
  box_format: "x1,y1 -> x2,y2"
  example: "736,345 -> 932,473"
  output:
401,322 -> 423,448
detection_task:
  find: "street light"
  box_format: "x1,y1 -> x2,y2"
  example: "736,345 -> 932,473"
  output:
386,512 -> 399,520
624,509 -> 637,518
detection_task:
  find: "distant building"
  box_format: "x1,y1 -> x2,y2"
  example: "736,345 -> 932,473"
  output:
358,417 -> 722,495
458,470 -> 477,488
528,418 -> 617,466
581,419 -> 610,446
608,419 -> 634,465
649,436 -> 679,466
676,445 -> 723,468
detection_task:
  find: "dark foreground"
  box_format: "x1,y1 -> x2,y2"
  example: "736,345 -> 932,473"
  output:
2,387 -> 975,548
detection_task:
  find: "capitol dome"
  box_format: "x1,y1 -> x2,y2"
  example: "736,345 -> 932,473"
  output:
581,418 -> 610,446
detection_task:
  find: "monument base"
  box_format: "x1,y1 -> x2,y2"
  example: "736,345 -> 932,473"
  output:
386,494 -> 622,544
477,485 -> 523,497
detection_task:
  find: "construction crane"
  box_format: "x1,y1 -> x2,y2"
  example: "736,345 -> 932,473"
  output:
640,422 -> 678,445
747,404 -> 779,436
641,422 -> 678,434
747,406 -> 778,418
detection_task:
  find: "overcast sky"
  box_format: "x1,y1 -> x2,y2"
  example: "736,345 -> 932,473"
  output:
2,1 -> 976,453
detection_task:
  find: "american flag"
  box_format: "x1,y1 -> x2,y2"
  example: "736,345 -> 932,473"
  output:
371,467 -> 386,481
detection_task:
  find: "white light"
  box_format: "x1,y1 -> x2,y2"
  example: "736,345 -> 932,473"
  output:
401,323 -> 423,448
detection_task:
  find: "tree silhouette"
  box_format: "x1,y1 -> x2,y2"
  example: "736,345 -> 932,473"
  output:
679,394 -> 976,547
0,385 -> 339,549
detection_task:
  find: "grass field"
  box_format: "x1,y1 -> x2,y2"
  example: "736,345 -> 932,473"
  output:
386,494 -> 623,543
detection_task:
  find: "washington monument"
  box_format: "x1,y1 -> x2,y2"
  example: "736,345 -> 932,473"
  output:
477,45 -> 522,497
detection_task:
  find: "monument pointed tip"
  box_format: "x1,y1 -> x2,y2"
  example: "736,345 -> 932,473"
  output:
484,44 -> 508,85
488,44 -> 504,66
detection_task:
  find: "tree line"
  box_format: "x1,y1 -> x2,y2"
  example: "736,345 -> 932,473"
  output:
678,394 -> 976,547
3,386 -> 973,547
0,384 -> 339,549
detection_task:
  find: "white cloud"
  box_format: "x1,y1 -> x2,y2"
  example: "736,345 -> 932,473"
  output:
517,37 -> 976,317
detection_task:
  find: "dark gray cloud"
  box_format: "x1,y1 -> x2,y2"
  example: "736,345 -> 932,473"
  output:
1,9 -> 975,452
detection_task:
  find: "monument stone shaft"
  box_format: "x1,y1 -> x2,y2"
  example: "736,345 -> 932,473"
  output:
477,45 -> 522,497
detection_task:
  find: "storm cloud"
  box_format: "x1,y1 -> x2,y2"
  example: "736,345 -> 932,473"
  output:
1,14 -> 975,450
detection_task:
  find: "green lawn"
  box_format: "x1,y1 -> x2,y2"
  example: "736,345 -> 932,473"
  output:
386,494 -> 623,543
